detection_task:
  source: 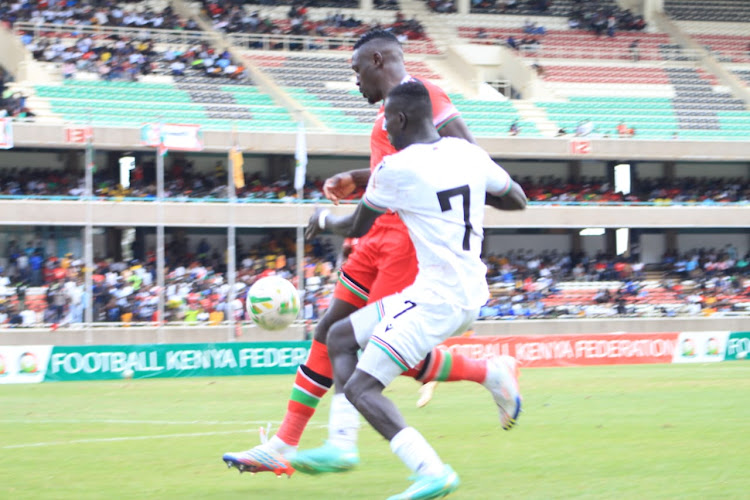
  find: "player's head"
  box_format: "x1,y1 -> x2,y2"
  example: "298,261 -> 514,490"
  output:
384,81 -> 437,151
351,29 -> 406,105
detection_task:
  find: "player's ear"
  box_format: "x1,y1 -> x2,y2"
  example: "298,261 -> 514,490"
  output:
372,50 -> 384,68
397,111 -> 407,130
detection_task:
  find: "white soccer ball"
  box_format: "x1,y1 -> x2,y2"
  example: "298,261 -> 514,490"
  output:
246,276 -> 300,331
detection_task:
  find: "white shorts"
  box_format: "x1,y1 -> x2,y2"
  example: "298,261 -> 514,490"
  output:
349,287 -> 479,387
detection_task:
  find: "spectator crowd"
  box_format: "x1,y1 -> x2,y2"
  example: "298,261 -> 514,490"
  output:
199,0 -> 426,47
20,30 -> 247,81
1,162 -> 749,205
1,236 -> 748,327
1,0 -> 195,30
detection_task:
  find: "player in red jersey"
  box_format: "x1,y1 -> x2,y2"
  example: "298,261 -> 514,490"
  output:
222,30 -> 520,478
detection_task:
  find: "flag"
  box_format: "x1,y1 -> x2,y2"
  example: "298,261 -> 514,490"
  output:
230,146 -> 245,189
294,121 -> 307,192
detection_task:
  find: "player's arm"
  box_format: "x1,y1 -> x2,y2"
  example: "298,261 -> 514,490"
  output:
323,169 -> 372,205
309,160 -> 398,239
485,158 -> 528,211
440,112 -> 517,209
438,115 -> 476,144
305,203 -> 382,241
486,182 -> 527,211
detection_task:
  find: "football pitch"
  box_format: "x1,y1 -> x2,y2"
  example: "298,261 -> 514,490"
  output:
1,363 -> 747,500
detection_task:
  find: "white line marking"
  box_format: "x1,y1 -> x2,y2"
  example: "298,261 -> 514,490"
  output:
1,422 -> 328,450
0,419 -> 284,426
2,429 -> 256,449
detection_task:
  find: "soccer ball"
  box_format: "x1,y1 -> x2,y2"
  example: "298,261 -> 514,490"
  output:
246,276 -> 300,331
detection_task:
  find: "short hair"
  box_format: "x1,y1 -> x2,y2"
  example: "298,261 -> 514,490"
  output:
386,81 -> 432,118
353,29 -> 400,50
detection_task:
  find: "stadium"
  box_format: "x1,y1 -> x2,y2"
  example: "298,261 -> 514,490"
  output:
0,0 -> 748,498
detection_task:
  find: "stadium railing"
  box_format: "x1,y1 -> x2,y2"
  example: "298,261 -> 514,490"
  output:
12,22 -> 221,46
227,32 -> 436,54
11,22 -> 435,55
0,195 -> 746,207
462,37 -> 704,62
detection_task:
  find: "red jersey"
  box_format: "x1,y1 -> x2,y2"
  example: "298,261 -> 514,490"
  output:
369,77 -> 460,170
335,77 -> 461,307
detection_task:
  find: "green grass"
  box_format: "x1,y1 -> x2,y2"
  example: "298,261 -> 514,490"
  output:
1,363 -> 748,499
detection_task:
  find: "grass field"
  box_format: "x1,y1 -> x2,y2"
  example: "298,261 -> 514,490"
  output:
1,363 -> 748,499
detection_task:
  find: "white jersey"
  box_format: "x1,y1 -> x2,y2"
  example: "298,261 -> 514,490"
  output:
363,137 -> 512,309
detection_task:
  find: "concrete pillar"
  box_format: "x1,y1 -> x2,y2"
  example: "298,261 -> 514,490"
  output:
569,160 -> 581,183
360,0 -> 373,11
106,227 -> 122,262
665,229 -> 678,256
457,0 -> 471,15
570,230 -> 582,255
605,229 -> 617,257
664,160 -> 675,181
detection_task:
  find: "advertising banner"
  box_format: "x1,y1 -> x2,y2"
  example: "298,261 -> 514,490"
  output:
441,333 -> 679,368
140,123 -> 203,151
42,342 -> 311,382
0,342 -> 311,383
672,331 -> 728,363
0,345 -> 53,384
725,332 -> 750,361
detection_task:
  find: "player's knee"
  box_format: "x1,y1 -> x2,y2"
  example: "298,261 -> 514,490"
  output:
343,379 -> 368,409
327,318 -> 357,357
343,371 -> 383,410
313,300 -> 357,343
343,382 -> 359,407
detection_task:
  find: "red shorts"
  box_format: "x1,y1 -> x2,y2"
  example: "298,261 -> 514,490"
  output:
334,213 -> 417,308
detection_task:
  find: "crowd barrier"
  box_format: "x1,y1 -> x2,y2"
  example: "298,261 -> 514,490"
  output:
1,331 -> 748,384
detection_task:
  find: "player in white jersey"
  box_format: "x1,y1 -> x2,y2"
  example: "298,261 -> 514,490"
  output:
304,81 -> 527,500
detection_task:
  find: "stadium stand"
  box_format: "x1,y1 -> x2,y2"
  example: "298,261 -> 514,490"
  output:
246,51 -> 539,136
1,242 -> 748,326
0,0 -> 749,334
665,0 -> 750,23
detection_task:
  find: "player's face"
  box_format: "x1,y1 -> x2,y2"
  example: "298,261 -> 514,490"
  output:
352,48 -> 382,105
384,97 -> 406,150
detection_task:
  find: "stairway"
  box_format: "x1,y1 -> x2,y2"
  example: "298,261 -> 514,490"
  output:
513,100 -> 559,137
395,0 -> 459,50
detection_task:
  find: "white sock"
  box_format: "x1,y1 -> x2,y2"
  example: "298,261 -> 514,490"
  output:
390,427 -> 445,476
267,435 -> 297,458
327,393 -> 361,449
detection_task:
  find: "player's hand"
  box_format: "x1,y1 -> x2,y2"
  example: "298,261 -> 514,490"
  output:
323,173 -> 356,205
305,207 -> 325,241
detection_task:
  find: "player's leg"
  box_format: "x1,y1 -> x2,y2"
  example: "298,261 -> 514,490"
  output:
345,370 -> 459,500
222,247 -> 377,475
287,301 -> 381,474
370,228 -> 495,395
221,298 -> 357,476
339,299 -> 468,498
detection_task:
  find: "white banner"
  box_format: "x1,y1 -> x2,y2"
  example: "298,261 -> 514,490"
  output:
672,331 -> 728,363
141,123 -> 203,151
0,345 -> 52,384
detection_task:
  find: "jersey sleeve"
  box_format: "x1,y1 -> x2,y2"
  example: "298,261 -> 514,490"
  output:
425,82 -> 460,131
363,159 -> 401,213
484,156 -> 513,196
